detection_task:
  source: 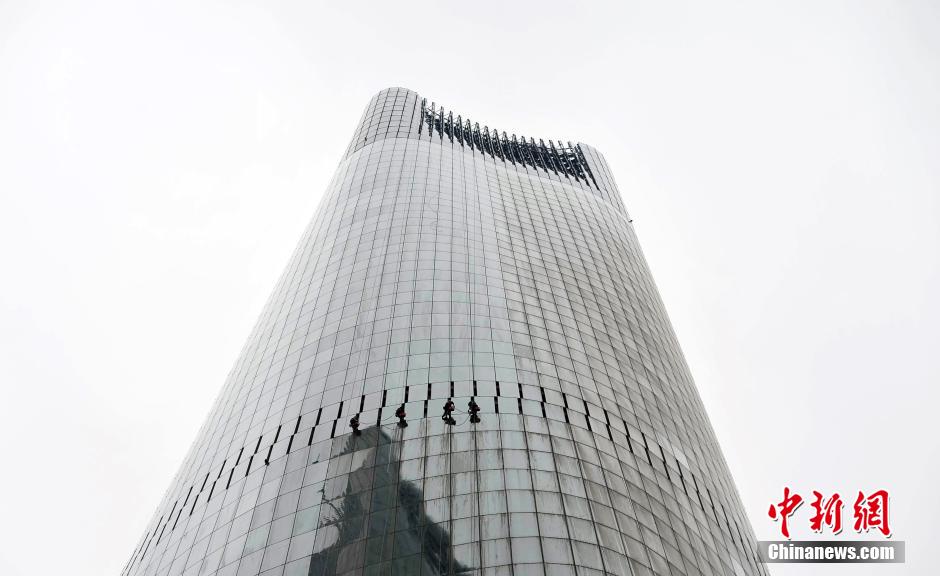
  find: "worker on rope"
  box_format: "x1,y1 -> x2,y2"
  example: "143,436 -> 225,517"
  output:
468,398 -> 481,424
442,398 -> 456,426
395,403 -> 408,427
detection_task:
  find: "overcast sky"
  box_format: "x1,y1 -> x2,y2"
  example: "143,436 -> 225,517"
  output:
1,1 -> 938,575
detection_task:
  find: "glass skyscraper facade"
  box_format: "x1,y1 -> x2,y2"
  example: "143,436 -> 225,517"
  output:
123,88 -> 765,576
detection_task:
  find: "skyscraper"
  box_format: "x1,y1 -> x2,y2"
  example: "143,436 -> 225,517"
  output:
124,88 -> 765,576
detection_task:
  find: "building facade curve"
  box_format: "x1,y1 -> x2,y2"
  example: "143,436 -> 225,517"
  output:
123,87 -> 765,576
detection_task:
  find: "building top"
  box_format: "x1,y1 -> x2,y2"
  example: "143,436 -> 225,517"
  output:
343,87 -> 627,215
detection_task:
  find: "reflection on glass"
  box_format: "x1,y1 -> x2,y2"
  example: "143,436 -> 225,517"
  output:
307,427 -> 472,575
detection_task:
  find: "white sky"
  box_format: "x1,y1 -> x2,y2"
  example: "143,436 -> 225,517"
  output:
1,1 -> 937,575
